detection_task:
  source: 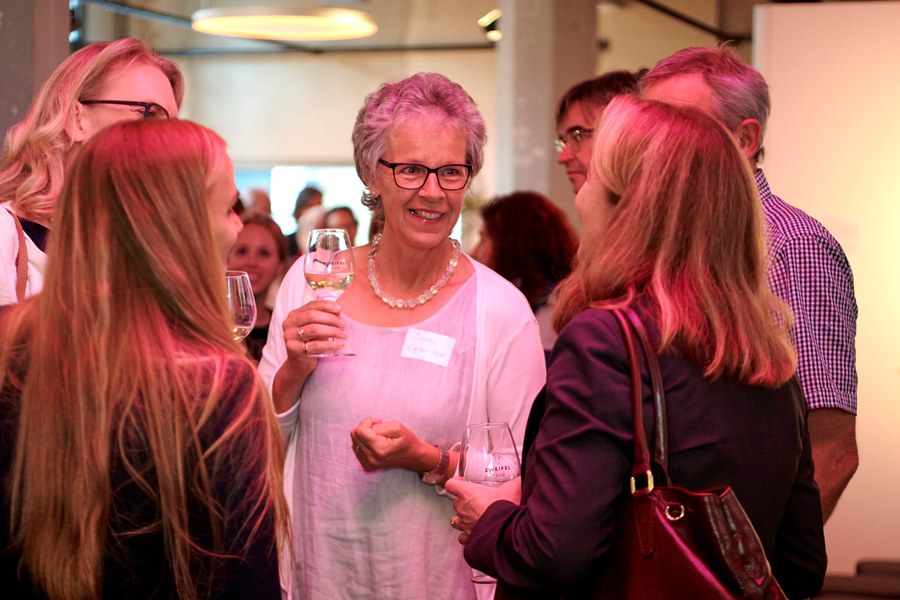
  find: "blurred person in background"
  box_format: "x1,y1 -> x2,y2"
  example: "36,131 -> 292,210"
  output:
244,186 -> 272,216
286,185 -> 323,259
325,205 -> 360,245
290,204 -> 327,266
471,191 -> 577,354
228,213 -> 288,363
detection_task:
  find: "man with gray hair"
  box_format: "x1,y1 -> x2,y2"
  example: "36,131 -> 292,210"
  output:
641,46 -> 858,521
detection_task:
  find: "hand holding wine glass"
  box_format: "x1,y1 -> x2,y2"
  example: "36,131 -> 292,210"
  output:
302,228 -> 355,357
226,270 -> 257,342
459,422 -> 521,584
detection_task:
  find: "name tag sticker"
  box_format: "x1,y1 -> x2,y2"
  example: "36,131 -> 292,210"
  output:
401,328 -> 456,367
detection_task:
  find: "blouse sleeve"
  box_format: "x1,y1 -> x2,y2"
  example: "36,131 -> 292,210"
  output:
472,263 -> 546,450
483,313 -> 546,448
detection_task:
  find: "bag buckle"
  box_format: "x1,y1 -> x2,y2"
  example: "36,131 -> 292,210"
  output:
630,470 -> 654,494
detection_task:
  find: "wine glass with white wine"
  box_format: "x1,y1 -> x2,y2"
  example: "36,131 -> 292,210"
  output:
226,270 -> 257,342
459,422 -> 522,584
303,228 -> 355,357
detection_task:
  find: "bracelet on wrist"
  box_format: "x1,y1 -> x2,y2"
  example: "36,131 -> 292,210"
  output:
419,445 -> 450,485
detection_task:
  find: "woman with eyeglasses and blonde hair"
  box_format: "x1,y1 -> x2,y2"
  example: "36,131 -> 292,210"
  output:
0,38 -> 182,305
0,118 -> 286,599
446,95 -> 826,599
259,72 -> 545,599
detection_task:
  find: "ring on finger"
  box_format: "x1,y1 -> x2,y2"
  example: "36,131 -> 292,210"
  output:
303,341 -> 309,354
298,326 -> 308,342
450,516 -> 459,528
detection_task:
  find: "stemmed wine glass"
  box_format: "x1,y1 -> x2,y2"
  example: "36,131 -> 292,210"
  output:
459,421 -> 522,584
303,228 -> 355,357
226,270 -> 257,342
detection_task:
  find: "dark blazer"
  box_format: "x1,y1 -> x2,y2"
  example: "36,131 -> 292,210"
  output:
465,308 -> 826,599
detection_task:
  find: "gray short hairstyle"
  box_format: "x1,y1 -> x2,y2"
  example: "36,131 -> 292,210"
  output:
351,73 -> 487,211
640,45 -> 770,159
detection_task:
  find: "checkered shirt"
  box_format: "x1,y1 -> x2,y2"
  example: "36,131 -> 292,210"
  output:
757,169 -> 858,414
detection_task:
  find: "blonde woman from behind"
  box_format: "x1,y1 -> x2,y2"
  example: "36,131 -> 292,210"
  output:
0,119 -> 288,600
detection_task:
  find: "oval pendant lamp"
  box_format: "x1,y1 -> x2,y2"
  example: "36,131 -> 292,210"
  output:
192,1 -> 378,41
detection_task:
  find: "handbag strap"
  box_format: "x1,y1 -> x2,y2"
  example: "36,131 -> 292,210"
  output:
622,307 -> 670,483
610,309 -> 652,490
610,307 -> 673,489
6,208 -> 28,303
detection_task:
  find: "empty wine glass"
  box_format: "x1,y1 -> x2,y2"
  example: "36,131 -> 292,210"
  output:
303,228 -> 355,357
460,422 -> 521,584
226,270 -> 257,342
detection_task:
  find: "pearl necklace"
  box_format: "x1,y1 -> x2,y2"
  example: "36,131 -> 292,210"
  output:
367,234 -> 461,309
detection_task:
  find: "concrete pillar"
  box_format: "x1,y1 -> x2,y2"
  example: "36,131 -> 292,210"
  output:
495,0 -> 596,227
0,0 -> 70,140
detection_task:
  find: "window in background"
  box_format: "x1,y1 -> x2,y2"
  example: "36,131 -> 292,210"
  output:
234,165 -> 367,245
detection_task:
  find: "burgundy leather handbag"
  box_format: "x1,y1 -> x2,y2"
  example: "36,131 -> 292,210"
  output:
592,308 -> 788,599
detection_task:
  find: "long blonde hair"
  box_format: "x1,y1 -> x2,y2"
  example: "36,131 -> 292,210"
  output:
1,119 -> 287,600
554,95 -> 795,386
0,38 -> 184,223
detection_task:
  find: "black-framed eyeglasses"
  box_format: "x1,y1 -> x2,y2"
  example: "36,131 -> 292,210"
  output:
554,127 -> 593,154
378,159 -> 473,191
80,99 -> 170,119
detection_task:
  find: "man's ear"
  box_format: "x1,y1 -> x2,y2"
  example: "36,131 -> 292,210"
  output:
68,102 -> 88,144
735,118 -> 761,162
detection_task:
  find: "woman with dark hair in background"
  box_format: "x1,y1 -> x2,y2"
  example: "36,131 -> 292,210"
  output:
471,191 -> 577,353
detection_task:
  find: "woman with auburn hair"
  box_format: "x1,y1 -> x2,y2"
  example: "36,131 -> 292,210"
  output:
0,37 -> 183,305
471,190 -> 577,353
0,119 -> 286,600
446,96 -> 826,599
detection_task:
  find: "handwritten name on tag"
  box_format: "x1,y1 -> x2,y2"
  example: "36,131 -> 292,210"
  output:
401,328 -> 456,367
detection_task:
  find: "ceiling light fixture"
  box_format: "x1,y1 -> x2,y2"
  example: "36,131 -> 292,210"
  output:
478,9 -> 501,43
191,2 -> 378,41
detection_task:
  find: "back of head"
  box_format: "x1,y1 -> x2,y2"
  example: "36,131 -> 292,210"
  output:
556,69 -> 645,126
0,38 -> 184,222
0,119 -> 282,600
244,187 -> 271,214
295,204 -> 328,251
640,45 -> 770,139
555,94 -> 794,385
292,186 -> 322,220
48,118 -> 229,339
480,191 -> 577,310
352,72 -> 487,213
